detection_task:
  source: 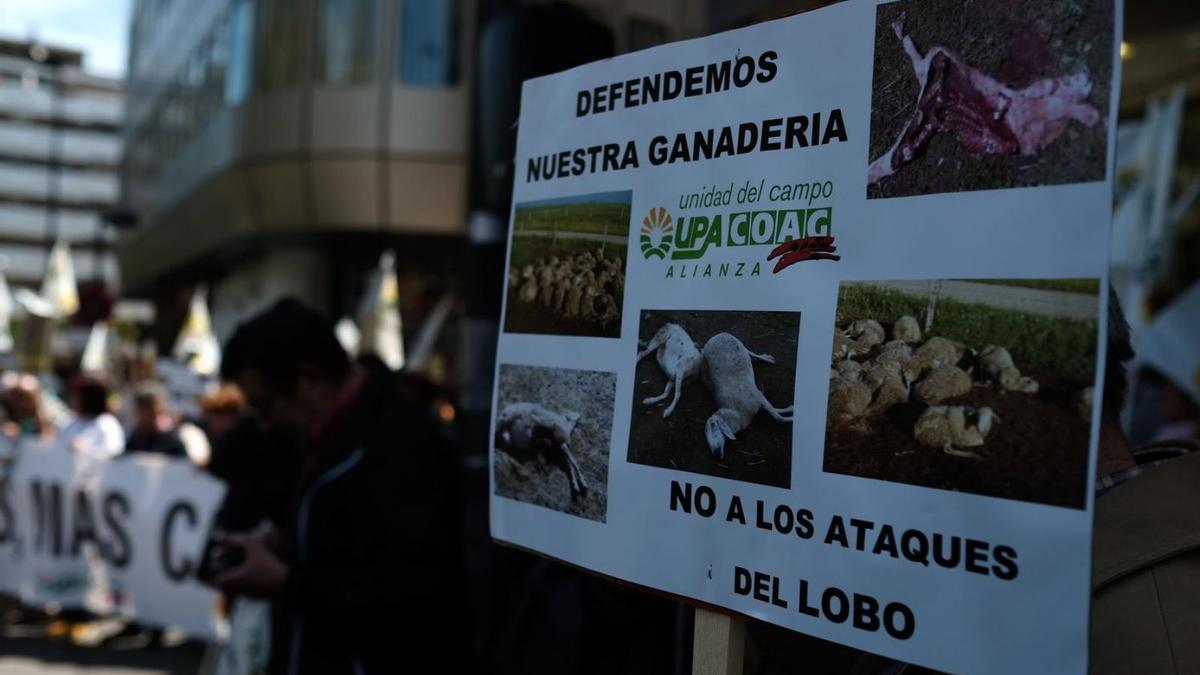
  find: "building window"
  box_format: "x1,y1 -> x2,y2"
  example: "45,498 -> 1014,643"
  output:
226,0 -> 255,105
398,0 -> 458,86
256,0 -> 303,91
209,18 -> 230,105
318,0 -> 378,84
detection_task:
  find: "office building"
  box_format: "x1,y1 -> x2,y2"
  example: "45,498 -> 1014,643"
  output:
118,0 -> 712,348
0,38 -> 122,305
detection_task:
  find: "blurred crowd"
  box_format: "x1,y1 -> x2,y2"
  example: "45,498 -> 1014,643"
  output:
0,298 -> 688,675
0,371 -> 211,470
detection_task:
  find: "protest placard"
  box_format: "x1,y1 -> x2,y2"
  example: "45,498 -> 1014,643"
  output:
489,0 -> 1121,672
0,443 -> 226,639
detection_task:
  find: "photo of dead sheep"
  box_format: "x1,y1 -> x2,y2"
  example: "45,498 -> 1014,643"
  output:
824,279 -> 1100,508
503,190 -> 630,339
867,0 -> 1113,198
494,364 -> 615,521
627,310 -> 799,489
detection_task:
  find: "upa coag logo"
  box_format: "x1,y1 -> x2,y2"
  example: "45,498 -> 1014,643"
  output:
641,180 -> 841,278
640,206 -> 673,259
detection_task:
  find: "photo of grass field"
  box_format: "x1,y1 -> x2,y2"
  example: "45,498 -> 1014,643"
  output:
823,279 -> 1100,508
503,191 -> 631,338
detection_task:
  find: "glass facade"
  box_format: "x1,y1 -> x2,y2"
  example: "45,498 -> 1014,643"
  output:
123,0 -> 473,203
399,0 -> 459,86
125,0 -> 254,191
318,0 -> 378,84
226,0 -> 255,104
256,0 -> 302,91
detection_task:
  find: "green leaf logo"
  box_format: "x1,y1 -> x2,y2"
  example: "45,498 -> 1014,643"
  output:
640,207 -> 673,260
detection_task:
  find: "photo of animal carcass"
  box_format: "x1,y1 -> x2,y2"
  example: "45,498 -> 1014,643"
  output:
866,0 -> 1113,198
627,310 -> 799,488
494,364 -> 615,521
823,279 -> 1100,508
503,190 -> 631,339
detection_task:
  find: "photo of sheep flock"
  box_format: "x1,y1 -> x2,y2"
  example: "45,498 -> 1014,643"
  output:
628,309 -> 799,488
494,364 -> 615,521
823,279 -> 1100,508
503,190 -> 631,338
866,0 -> 1113,198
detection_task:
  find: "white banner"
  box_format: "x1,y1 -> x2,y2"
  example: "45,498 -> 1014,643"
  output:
489,0 -> 1121,672
0,441 -> 226,639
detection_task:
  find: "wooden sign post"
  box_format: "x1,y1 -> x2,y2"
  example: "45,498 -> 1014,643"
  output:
692,608 -> 745,675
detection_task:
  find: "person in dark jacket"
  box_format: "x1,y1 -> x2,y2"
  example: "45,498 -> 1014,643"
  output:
211,298 -> 462,675
203,385 -> 299,532
124,383 -> 187,458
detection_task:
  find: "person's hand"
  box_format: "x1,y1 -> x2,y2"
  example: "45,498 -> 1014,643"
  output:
211,532 -> 289,598
249,520 -> 279,550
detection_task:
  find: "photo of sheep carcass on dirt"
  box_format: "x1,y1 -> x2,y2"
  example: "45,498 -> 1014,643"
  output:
494,364 -> 615,521
823,279 -> 1100,508
503,190 -> 631,339
866,0 -> 1113,198
627,310 -> 799,489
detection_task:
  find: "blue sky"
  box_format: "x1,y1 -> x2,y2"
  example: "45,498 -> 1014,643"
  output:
0,0 -> 131,78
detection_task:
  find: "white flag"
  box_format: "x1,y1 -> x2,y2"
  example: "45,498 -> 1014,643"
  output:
359,251 -> 404,370
335,317 -> 361,355
1136,280 -> 1200,404
0,266 -> 14,353
43,240 -> 79,318
172,286 -> 221,377
80,321 -> 109,374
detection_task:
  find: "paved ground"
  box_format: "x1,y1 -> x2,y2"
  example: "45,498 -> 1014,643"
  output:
859,280 -> 1098,319
0,635 -> 207,674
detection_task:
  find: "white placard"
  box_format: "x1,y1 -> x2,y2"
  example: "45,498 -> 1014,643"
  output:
489,1 -> 1121,672
0,443 -> 226,639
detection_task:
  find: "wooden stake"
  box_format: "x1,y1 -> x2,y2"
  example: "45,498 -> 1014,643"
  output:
692,608 -> 745,675
924,279 -> 943,334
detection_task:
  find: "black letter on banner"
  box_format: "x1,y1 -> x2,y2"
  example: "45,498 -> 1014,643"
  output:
694,486 -> 717,517
161,501 -> 198,581
31,481 -> 63,556
0,486 -> 14,544
669,481 -> 692,513
103,492 -> 132,568
756,51 -> 778,83
992,545 -> 1019,581
70,490 -> 98,556
706,61 -> 731,93
823,108 -> 848,144
824,516 -> 849,547
733,56 -> 755,87
725,495 -> 745,524
885,603 -> 916,640
734,566 -> 752,595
